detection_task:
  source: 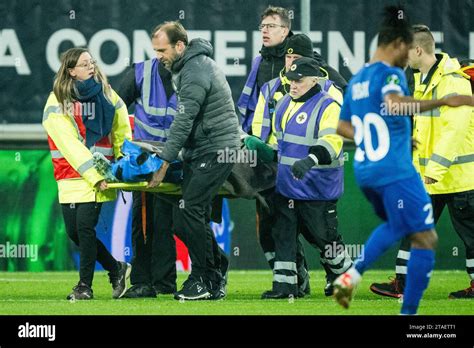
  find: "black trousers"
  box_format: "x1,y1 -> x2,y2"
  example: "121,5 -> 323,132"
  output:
395,190 -> 474,279
257,188 -> 310,287
130,191 -> 177,291
62,202 -> 118,287
178,152 -> 233,285
272,193 -> 352,295
155,193 -> 230,281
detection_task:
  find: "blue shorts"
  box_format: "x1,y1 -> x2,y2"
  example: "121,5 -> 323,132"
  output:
361,174 -> 435,238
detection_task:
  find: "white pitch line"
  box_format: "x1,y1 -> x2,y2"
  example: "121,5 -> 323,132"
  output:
0,299 -> 64,302
0,278 -> 52,282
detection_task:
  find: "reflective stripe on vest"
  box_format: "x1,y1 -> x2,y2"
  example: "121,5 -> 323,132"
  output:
419,153 -> 474,167
43,105 -> 61,122
275,93 -> 333,146
134,117 -> 169,139
260,79 -> 334,142
134,58 -> 177,141
89,145 -> 114,157
318,79 -> 332,92
47,106 -> 113,181
237,56 -> 263,132
51,145 -> 114,160
274,92 -> 343,200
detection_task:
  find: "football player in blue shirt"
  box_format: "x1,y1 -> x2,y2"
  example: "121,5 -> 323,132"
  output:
332,6 -> 474,315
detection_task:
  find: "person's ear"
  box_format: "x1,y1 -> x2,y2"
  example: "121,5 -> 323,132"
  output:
416,46 -> 423,56
68,68 -> 76,78
176,41 -> 185,53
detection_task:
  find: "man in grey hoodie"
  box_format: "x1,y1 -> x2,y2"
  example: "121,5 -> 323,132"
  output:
148,21 -> 240,301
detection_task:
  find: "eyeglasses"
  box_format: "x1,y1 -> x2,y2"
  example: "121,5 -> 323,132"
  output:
75,59 -> 97,69
259,23 -> 286,31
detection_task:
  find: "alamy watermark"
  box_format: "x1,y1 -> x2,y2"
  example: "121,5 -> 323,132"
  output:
324,242 -> 365,261
217,147 -> 257,167
61,101 -> 96,119
0,242 -> 38,262
18,322 -> 55,341
380,99 -> 421,116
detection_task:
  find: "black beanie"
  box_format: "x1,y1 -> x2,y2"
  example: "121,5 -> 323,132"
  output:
284,34 -> 314,58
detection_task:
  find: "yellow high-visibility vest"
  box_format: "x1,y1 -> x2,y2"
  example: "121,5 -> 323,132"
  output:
412,53 -> 474,194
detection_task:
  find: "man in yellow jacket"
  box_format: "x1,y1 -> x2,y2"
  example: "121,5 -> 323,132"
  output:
370,25 -> 474,299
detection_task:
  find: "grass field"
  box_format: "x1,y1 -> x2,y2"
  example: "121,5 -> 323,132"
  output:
0,270 -> 472,315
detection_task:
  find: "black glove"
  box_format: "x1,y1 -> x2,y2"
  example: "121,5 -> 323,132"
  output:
291,156 -> 317,179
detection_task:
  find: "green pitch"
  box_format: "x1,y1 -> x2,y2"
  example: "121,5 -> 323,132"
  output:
0,270 -> 472,315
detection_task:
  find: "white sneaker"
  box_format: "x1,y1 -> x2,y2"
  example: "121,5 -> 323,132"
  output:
333,268 -> 361,309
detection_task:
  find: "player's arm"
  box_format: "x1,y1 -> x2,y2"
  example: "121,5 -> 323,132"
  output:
337,120 -> 354,140
384,93 -> 473,114
336,86 -> 354,140
424,78 -> 472,184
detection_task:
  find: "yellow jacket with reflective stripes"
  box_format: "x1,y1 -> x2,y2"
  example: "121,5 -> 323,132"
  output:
412,52 -> 474,194
252,73 -> 343,145
271,94 -> 343,157
42,89 -> 132,203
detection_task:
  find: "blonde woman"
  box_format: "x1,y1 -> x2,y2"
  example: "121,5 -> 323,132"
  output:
43,47 -> 132,300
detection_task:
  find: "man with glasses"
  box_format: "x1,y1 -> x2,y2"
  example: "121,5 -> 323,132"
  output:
238,6 -> 347,134
238,6 -> 347,297
238,6 -> 291,134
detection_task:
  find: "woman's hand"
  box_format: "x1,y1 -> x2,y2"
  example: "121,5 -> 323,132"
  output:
96,180 -> 108,191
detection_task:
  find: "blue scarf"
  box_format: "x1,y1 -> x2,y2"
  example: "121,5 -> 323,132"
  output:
75,77 -> 115,148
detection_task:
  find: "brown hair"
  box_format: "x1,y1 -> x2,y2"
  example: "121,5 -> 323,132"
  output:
261,6 -> 291,30
412,24 -> 435,54
151,21 -> 188,46
53,47 -> 111,113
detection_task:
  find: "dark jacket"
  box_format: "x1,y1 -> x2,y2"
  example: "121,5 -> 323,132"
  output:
160,38 -> 240,162
257,37 -> 289,89
312,51 -> 348,92
257,32 -> 347,92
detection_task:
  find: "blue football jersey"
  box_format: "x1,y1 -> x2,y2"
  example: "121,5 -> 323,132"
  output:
340,62 -> 417,187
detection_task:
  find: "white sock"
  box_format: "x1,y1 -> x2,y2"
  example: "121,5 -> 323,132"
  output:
346,267 -> 362,286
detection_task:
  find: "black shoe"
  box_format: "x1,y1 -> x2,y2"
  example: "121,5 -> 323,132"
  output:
369,276 -> 404,299
324,279 -> 334,297
123,284 -> 156,298
174,277 -> 211,301
261,290 -> 295,299
208,278 -> 227,300
66,282 -> 93,300
153,285 -> 176,295
448,281 -> 474,299
109,261 -> 131,299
